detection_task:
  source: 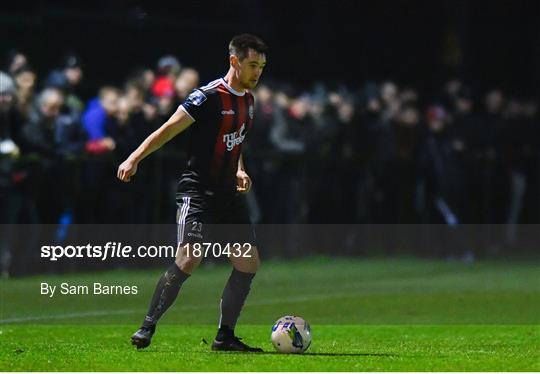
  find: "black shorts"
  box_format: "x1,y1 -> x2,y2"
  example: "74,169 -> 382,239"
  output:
176,188 -> 257,247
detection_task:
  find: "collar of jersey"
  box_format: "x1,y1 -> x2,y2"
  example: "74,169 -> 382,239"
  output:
220,78 -> 246,96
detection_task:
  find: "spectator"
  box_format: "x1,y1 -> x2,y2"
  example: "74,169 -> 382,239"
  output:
247,84 -> 278,221
127,67 -> 156,99
125,82 -> 157,136
22,88 -> 85,223
174,67 -> 200,102
393,104 -> 422,224
305,93 -> 339,223
5,50 -> 28,76
270,93 -> 309,225
0,71 -> 35,277
115,83 -> 158,159
151,56 -> 181,122
82,86 -> 120,154
45,53 -> 85,118
12,65 -> 37,120
0,72 -> 27,221
380,81 -> 400,124
501,98 -> 539,244
80,86 -> 121,223
24,88 -> 84,157
480,89 -> 507,223
420,104 -> 458,224
110,85 -> 159,223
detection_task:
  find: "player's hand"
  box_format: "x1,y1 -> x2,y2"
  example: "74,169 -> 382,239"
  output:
101,137 -> 116,151
117,158 -> 138,182
236,170 -> 252,193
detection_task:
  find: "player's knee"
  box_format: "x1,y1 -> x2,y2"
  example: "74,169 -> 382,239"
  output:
175,244 -> 202,274
252,256 -> 261,272
175,255 -> 201,274
233,254 -> 260,273
247,246 -> 261,272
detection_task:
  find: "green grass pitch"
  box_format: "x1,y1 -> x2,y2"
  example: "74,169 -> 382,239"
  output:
1,258 -> 539,371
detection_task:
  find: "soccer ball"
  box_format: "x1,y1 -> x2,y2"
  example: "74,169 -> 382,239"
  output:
271,315 -> 312,353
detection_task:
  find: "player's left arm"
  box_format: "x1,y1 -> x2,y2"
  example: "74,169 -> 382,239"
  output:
236,153 -> 252,193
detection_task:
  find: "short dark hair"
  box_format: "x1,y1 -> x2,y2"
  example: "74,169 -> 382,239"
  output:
229,34 -> 268,61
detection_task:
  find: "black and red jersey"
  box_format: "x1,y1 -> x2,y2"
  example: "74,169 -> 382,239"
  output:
177,78 -> 255,193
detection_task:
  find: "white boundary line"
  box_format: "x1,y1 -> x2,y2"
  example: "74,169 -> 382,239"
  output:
0,292 -> 359,324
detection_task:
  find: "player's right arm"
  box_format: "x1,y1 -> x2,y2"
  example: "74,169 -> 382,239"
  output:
117,107 -> 194,182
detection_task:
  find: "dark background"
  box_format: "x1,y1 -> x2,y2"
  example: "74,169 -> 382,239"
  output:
3,0 -> 539,99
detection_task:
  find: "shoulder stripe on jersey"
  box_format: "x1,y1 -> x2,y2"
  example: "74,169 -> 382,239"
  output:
199,79 -> 223,91
219,78 -> 245,96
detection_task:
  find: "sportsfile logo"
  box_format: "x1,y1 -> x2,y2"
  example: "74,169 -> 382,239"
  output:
223,123 -> 246,151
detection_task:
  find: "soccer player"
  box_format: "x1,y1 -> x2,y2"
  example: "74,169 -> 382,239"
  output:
117,34 -> 267,352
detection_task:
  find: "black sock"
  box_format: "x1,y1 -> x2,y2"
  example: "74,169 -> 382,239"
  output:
217,268 -> 256,338
142,263 -> 190,328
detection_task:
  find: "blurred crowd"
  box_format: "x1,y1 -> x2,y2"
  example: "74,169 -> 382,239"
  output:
1,50 -> 539,237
